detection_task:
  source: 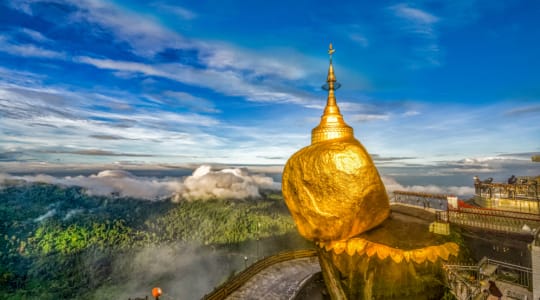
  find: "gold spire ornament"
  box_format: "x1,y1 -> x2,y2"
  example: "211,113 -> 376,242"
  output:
312,43 -> 353,144
282,44 -> 390,241
328,43 -> 335,56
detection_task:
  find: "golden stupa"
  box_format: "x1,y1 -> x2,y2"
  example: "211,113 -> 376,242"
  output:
282,45 -> 460,300
282,43 -> 390,242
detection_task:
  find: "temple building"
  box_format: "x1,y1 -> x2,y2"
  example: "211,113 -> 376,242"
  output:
474,175 -> 540,213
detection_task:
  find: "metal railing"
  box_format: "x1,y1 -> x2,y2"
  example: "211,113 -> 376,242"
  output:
444,257 -> 533,300
445,208 -> 540,235
453,206 -> 540,221
391,190 -> 448,211
480,257 -> 532,289
475,181 -> 539,201
393,190 -> 449,200
434,204 -> 540,235
444,264 -> 481,300
436,211 -> 448,222
202,249 -> 317,300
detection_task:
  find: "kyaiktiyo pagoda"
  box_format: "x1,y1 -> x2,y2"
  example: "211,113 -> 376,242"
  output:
282,44 -> 459,300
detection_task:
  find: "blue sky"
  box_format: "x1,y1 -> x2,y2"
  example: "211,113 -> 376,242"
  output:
0,0 -> 539,177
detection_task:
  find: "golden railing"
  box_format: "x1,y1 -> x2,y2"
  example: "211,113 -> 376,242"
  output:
202,249 -> 318,300
474,182 -> 539,200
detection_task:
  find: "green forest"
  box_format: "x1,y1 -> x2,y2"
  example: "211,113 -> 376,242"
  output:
0,182 -> 308,299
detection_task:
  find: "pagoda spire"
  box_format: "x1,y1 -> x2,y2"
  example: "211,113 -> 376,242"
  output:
311,43 -> 353,144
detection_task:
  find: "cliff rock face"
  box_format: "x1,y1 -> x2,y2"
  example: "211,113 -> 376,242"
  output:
282,138 -> 389,242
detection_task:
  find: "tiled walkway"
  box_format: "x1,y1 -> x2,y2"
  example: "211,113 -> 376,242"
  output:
225,256 -> 320,300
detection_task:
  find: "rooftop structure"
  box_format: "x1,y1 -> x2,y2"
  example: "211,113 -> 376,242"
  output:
474,176 -> 540,213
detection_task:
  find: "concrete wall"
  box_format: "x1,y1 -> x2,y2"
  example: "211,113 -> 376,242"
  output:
532,241 -> 540,300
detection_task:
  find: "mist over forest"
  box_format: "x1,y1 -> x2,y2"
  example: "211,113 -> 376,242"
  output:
1,163 -> 535,298
0,165 -> 319,299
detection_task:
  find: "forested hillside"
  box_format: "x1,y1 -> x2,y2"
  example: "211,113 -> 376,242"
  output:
0,182 -> 307,299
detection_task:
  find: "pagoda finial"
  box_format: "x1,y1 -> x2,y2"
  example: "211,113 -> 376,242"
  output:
311,43 -> 353,144
325,43 -> 337,87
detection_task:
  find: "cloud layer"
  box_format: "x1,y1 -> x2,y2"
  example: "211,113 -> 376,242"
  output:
0,163 -> 482,202
382,176 -> 474,198
0,165 -> 279,201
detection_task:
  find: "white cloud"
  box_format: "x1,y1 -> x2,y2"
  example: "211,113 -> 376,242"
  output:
403,110 -> 420,117
0,83 -> 219,126
388,3 -> 441,67
10,0 -> 188,57
75,56 -> 315,106
6,0 -> 33,15
382,175 -> 474,197
90,110 -> 221,128
1,115 -> 225,162
459,157 -> 508,164
67,0 -> 186,57
152,3 -> 197,20
338,101 -> 370,112
64,209 -> 84,220
76,56 -> 165,76
444,155 -> 540,177
350,113 -> 390,122
0,66 -> 46,86
0,165 -> 279,201
196,43 -> 311,81
0,83 -> 228,160
390,4 -> 439,25
0,77 -> 316,165
178,165 -> 278,201
18,28 -> 51,42
0,36 -> 65,59
6,0 -> 325,109
155,91 -> 221,113
505,105 -> 540,116
379,154 -> 540,183
11,0 -> 319,82
349,33 -> 369,48
34,209 -> 57,222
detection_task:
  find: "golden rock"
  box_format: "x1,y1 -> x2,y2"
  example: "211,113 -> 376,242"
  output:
282,44 -> 389,241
